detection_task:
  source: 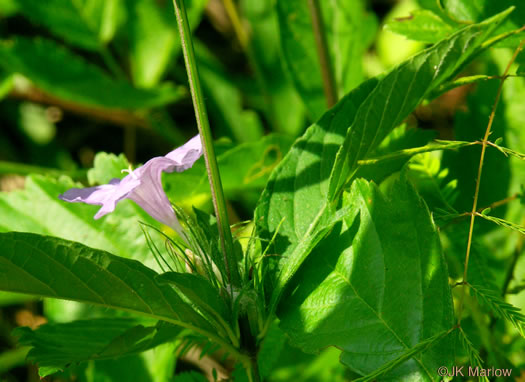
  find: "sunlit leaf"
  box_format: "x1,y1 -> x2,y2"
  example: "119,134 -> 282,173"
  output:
279,178 -> 455,379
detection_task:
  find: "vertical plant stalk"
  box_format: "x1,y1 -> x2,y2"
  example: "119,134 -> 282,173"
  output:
307,0 -> 338,108
456,38 -> 525,324
223,0 -> 248,49
172,0 -> 240,287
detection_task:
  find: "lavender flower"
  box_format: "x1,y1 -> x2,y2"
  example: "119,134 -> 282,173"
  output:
59,135 -> 202,234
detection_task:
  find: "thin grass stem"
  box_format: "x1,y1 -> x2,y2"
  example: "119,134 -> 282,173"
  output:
172,0 -> 240,287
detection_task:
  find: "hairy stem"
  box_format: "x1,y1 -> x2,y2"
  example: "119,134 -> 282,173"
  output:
456,38 -> 525,324
307,0 -> 337,108
172,0 -> 240,287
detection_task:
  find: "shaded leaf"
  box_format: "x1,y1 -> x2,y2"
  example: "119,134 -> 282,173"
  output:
15,0 -> 123,50
195,42 -> 263,142
241,0 -> 306,135
0,232 -> 212,330
276,0 -> 377,120
0,38 -> 183,110
157,272 -> 228,322
15,318 -> 181,377
256,11 -> 512,311
127,0 -> 207,87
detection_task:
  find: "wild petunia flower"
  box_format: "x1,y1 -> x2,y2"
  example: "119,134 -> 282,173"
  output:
59,135 -> 202,235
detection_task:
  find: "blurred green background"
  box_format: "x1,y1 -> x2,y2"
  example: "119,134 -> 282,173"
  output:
0,0 -> 524,380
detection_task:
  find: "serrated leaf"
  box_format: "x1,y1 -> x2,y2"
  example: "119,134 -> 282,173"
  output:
386,10 -> 454,43
329,9 -> 512,197
256,11 -> 512,311
0,232 -> 212,330
438,0 -> 525,48
0,38 -> 183,109
87,152 -> 130,185
276,0 -> 377,120
14,318 -> 181,377
279,178 -> 454,380
14,0 -> 122,50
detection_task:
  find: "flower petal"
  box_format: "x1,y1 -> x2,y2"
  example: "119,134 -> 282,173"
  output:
129,157 -> 180,229
164,134 -> 202,171
59,177 -> 139,219
58,134 -> 203,236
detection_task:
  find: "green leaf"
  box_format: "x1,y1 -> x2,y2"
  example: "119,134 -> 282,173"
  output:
385,10 -> 454,43
173,371 -> 208,382
276,0 -> 377,120
0,68 -> 14,100
329,9 -> 512,197
442,49 -> 523,228
0,175 -> 161,266
0,291 -> 35,306
14,0 -> 123,50
458,327 -> 489,382
195,42 -> 263,142
127,0 -> 207,87
157,273 -> 229,323
427,0 -> 525,48
256,11 -> 511,311
0,232 -> 212,330
0,38 -> 183,109
0,0 -> 19,17
0,347 -> 29,375
127,0 -> 176,87
14,318 -> 182,377
87,152 -> 130,185
469,284 -> 525,337
279,178 -> 455,379
518,63 -> 525,76
355,125 -> 437,183
354,330 -> 454,382
241,0 -> 306,135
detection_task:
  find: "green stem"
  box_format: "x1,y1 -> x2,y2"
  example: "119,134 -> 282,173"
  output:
248,356 -> 261,382
172,0 -> 240,287
307,0 -> 337,108
456,38 -> 525,324
100,45 -> 126,79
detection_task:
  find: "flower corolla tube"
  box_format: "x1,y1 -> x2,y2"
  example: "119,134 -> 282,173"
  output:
59,135 -> 202,235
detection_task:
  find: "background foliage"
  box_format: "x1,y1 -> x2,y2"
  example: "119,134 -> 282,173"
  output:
0,0 -> 524,381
